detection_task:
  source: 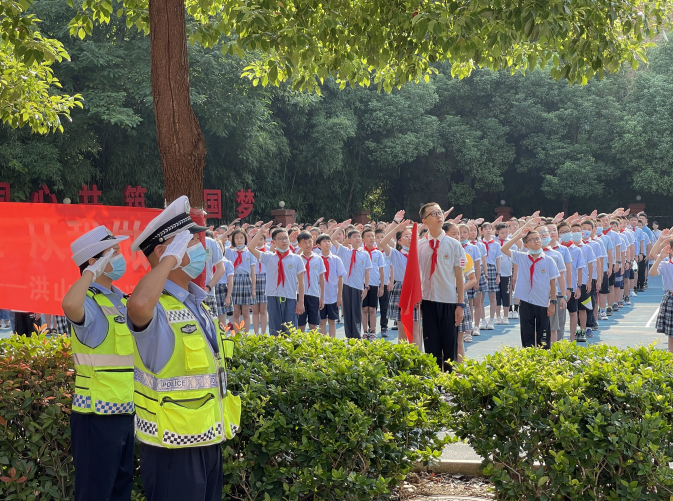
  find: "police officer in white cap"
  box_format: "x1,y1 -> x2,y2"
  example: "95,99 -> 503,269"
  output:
126,196 -> 241,501
62,226 -> 133,501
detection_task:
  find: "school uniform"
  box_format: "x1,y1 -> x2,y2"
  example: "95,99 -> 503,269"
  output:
458,274 -> 473,333
388,248 -> 419,322
225,247 -> 256,305
472,240 -> 488,293
461,242 -> 481,299
362,247 -> 385,309
656,261 -> 673,336
418,232 -> 466,370
597,234 -> 614,294
511,250 -> 560,348
335,245 -> 372,338
586,238 -> 606,322
258,250 -> 305,335
254,246 -> 268,304
496,237 -> 512,308
543,247 -> 566,337
298,252 -> 326,327
482,239 -> 502,293
319,253 -> 346,322
560,243 -> 587,313
204,237 -> 223,314
215,258 -> 235,316
379,251 -> 392,331
576,242 -> 596,312
617,232 -> 629,289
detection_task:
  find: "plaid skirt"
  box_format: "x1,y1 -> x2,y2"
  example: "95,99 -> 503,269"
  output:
478,269 -> 488,293
203,294 -> 218,316
485,263 -> 499,292
232,274 -> 255,305
458,290 -> 472,333
215,283 -> 233,315
255,273 -> 267,304
53,315 -> 70,335
656,291 -> 673,337
467,285 -> 478,299
388,281 -> 419,322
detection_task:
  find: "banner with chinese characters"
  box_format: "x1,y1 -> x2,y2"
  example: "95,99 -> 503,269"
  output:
0,203 -> 161,315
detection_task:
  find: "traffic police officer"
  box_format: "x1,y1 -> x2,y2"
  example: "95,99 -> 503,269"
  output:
62,226 -> 134,501
126,196 -> 241,501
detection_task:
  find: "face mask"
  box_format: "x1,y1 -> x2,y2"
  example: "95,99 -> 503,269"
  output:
582,230 -> 591,239
541,237 -> 551,246
595,226 -> 603,234
266,238 -> 272,243
460,239 -> 468,244
571,232 -> 582,241
182,244 -> 207,279
104,254 -> 126,281
560,233 -> 572,243
529,247 -> 543,255
236,245 -> 246,250
401,245 -> 410,251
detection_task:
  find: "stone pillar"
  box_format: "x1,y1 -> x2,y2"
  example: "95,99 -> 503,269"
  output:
352,210 -> 371,225
271,209 -> 296,226
494,206 -> 514,222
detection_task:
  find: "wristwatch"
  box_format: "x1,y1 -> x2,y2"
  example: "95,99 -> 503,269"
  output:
205,284 -> 212,292
456,303 -> 466,308
550,299 -> 558,304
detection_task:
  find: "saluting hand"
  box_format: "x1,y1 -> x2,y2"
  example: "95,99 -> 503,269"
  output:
84,248 -> 115,280
160,231 -> 192,270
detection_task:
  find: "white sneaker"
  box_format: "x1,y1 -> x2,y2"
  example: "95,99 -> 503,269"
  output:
486,320 -> 495,330
494,317 -> 502,325
630,290 -> 637,297
600,311 -> 608,321
463,332 -> 473,342
508,311 -> 514,319
513,311 -> 520,319
502,316 -> 509,324
472,326 -> 481,337
479,319 -> 487,329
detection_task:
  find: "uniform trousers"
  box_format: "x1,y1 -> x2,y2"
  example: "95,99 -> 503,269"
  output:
71,412 -> 134,501
342,284 -> 363,338
379,288 -> 390,329
420,300 -> 458,371
267,296 -> 297,336
519,300 -> 550,349
140,443 -> 223,501
637,260 -> 647,289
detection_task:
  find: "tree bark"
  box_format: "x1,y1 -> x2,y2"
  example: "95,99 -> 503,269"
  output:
149,0 -> 206,207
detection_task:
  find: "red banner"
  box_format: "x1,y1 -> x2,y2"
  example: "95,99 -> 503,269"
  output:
0,203 -> 161,316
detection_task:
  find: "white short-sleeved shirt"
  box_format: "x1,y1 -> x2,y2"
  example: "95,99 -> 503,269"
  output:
511,250 -> 560,308
225,247 -> 256,276
543,248 -> 565,293
497,238 -> 513,276
382,252 -> 392,284
253,246 -> 267,275
259,251 -> 305,298
320,253 -> 346,304
562,244 -> 587,288
335,245 -> 372,290
389,248 -> 409,284
586,240 -> 605,278
299,252 -> 326,298
205,237 -> 224,296
217,258 -> 235,285
365,248 -> 385,287
462,243 -> 481,275
608,230 -> 622,260
419,232 -> 466,303
657,260 -> 673,292
598,235 -> 614,271
482,239 -> 502,267
577,243 -> 596,282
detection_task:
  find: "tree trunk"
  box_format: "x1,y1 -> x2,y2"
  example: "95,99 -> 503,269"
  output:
149,0 -> 206,207
149,0 -> 207,287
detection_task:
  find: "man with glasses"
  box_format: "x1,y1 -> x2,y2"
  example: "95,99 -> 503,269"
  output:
501,217 -> 559,349
418,203 -> 466,370
536,224 -> 567,343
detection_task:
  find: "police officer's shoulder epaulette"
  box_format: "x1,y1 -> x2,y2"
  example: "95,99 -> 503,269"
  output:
161,289 -> 174,298
122,293 -> 131,300
88,286 -> 101,296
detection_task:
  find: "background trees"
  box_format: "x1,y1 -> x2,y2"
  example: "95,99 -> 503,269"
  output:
2,0 -> 673,222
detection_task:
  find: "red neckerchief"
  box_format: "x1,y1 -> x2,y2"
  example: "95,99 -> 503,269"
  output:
561,241 -> 573,248
483,238 -> 495,256
290,244 -> 298,253
256,245 -> 265,274
575,241 -> 583,247
602,229 -> 610,235
528,254 -> 544,289
233,249 -> 244,268
321,255 -> 330,283
499,238 -> 507,246
302,254 -> 313,288
429,239 -> 439,279
582,240 -> 591,245
619,229 -> 625,233
276,250 -> 288,287
364,246 -> 376,263
348,249 -> 357,277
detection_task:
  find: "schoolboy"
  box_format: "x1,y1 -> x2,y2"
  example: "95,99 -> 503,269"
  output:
557,221 -> 587,342
316,234 -> 345,337
495,223 -> 512,323
480,222 -> 501,329
295,231 -> 325,331
536,224 -> 567,343
458,224 -> 482,337
571,222 -> 596,341
599,213 -> 621,315
375,228 -> 393,335
361,228 -> 385,337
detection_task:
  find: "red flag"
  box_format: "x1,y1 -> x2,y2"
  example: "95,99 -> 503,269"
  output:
399,223 -> 423,343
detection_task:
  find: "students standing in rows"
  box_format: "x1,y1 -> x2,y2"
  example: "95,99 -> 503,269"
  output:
297,231 -> 325,331
316,234 -> 346,337
361,228 -> 384,337
557,221 -> 587,342
536,224 -> 567,343
375,228 -> 393,336
571,222 -> 596,340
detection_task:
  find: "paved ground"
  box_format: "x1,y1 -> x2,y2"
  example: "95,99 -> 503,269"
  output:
2,277 -> 666,461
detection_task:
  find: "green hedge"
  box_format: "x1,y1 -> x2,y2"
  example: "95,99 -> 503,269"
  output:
442,341 -> 673,501
0,331 -> 450,500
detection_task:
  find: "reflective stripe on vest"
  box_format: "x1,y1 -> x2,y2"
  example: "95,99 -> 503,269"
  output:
132,293 -> 241,449
71,289 -> 134,415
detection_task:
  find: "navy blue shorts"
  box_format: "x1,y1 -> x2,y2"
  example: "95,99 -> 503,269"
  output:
298,295 -> 320,326
320,302 -> 339,321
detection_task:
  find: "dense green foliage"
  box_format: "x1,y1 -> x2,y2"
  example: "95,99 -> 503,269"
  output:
0,331 -> 450,500
3,0 -> 673,220
443,342 -> 673,501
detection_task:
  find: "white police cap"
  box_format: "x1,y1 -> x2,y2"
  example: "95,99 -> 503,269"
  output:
131,195 -> 207,256
71,226 -> 129,267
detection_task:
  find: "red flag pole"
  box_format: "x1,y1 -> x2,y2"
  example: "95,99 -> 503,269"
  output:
399,223 -> 423,343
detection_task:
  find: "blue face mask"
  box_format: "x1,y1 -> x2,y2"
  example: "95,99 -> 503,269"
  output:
529,247 -> 543,255
572,232 -> 582,242
266,238 -> 272,243
235,245 -> 246,250
560,233 -> 572,243
582,230 -> 591,239
182,244 -> 207,279
595,226 -> 603,234
104,254 -> 126,281
460,239 -> 468,245
541,236 -> 551,246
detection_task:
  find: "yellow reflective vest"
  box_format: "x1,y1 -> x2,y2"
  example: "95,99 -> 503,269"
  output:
133,292 -> 241,448
71,288 -> 135,415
